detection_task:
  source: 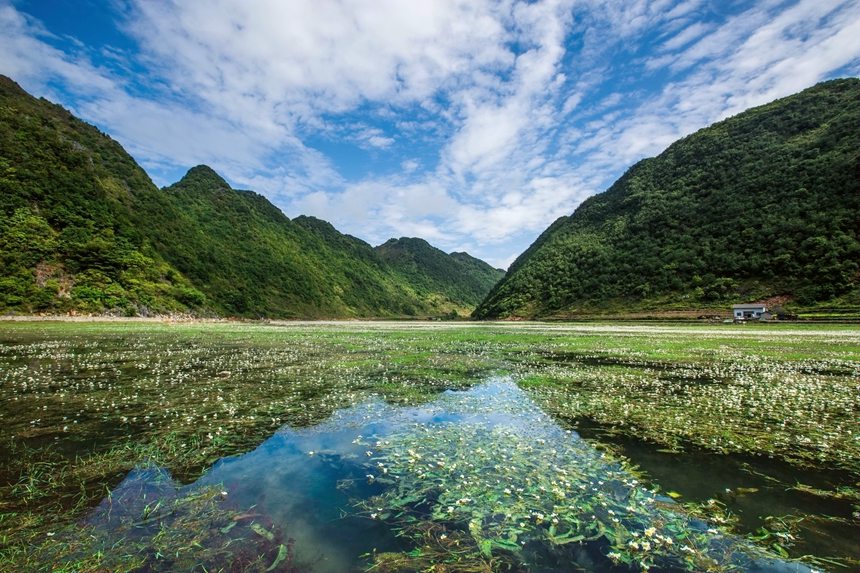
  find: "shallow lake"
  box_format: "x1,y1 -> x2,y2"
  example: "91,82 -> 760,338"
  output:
2,322 -> 857,572
67,378 -> 819,572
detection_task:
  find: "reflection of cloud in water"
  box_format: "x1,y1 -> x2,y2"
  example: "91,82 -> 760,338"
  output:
84,377 -> 816,573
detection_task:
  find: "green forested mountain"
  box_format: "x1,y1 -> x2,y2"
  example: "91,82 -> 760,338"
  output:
375,237 -> 504,309
474,78 -> 860,319
149,166 -> 446,318
0,75 -> 498,318
0,75 -> 206,315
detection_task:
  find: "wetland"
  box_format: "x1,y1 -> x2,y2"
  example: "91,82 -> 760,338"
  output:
0,321 -> 857,572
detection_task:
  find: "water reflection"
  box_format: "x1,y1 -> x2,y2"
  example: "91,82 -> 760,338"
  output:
78,378 -> 817,573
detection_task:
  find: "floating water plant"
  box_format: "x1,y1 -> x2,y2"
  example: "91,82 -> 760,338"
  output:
0,321 -> 857,572
23,465 -> 298,573
355,379 -> 817,573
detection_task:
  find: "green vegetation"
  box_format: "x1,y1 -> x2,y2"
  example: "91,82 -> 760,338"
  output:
146,165 -> 439,318
0,76 -> 500,319
0,321 -> 857,572
376,237 -> 504,313
0,76 -> 206,316
5,71 -> 857,321
520,349 -> 858,472
475,78 -> 860,319
359,382 -> 777,573
16,462 -> 290,573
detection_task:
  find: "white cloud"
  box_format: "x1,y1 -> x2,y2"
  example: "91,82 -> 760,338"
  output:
664,0 -> 704,21
446,99 -> 531,175
80,96 -> 271,171
401,159 -> 420,173
0,5 -> 115,97
366,135 -> 395,149
124,0 -> 517,128
350,127 -> 395,149
659,21 -> 713,52
454,175 -> 590,243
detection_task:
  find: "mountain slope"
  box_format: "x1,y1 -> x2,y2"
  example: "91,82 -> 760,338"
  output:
147,167 -> 499,318
146,168 -> 510,317
474,78 -> 860,319
0,74 -> 501,318
375,237 -> 504,310
0,75 -> 206,315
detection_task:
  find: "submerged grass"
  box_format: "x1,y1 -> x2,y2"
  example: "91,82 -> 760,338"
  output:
0,320 -> 857,572
22,468 -> 294,573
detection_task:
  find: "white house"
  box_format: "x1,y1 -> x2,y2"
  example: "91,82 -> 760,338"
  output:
732,304 -> 767,320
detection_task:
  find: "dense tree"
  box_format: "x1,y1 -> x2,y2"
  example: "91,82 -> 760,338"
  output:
0,76 -> 204,315
0,76 -> 500,318
475,78 -> 860,318
375,237 -> 504,309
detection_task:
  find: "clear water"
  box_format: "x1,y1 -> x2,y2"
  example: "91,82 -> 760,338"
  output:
575,421 -> 859,565
72,378 -> 821,573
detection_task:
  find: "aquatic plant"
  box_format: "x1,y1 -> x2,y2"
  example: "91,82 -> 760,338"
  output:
0,321 -> 856,572
356,380 -> 794,573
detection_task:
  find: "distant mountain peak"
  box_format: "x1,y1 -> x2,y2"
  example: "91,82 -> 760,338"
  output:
175,165 -> 231,190
449,251 -> 505,273
375,238 -> 505,308
0,75 -> 28,96
391,237 -> 430,245
294,214 -> 335,229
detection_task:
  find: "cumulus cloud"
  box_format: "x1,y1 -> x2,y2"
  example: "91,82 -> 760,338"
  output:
401,159 -> 420,173
124,0 -> 516,127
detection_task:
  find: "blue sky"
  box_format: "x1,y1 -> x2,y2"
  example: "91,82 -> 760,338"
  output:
2,0 -> 859,268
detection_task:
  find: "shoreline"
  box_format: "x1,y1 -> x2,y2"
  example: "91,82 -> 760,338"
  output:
1,315 -> 858,337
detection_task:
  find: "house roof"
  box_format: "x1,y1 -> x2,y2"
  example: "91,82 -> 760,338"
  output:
732,304 -> 767,309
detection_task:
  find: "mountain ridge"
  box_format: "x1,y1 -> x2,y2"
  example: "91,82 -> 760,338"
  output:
375,237 -> 505,310
0,76 -> 500,318
473,78 -> 860,319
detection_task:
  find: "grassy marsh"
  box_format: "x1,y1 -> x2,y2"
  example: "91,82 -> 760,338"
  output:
0,320 -> 857,572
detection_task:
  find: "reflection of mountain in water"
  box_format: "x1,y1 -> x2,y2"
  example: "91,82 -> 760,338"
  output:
72,378 -> 815,573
